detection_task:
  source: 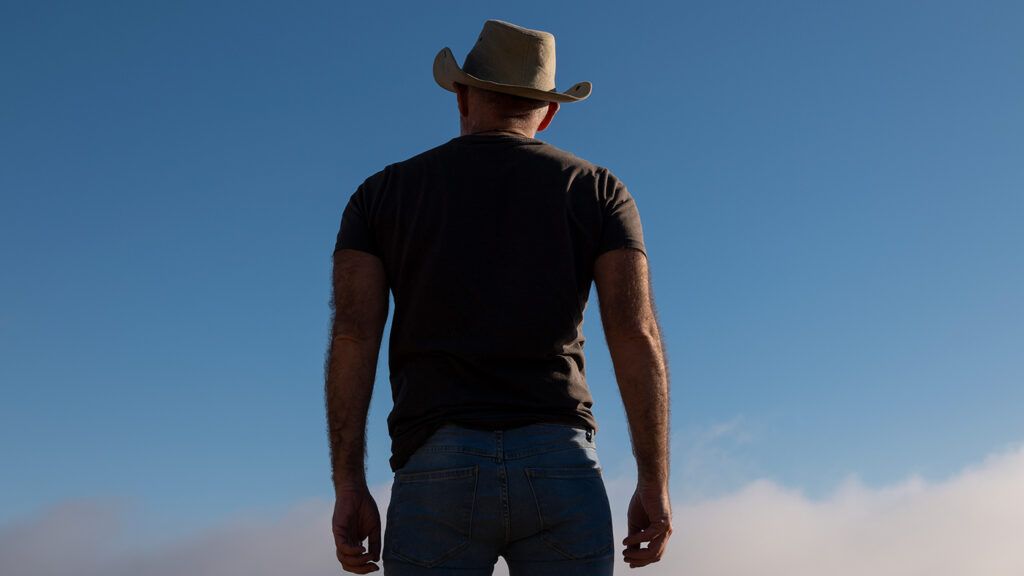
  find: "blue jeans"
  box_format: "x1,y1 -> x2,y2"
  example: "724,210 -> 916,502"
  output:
383,422 -> 615,575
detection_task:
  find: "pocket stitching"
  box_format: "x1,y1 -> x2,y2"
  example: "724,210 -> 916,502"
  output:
524,466 -> 613,560
389,464 -> 478,567
395,464 -> 477,483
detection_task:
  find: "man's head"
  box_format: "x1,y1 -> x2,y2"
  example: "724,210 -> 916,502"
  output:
434,20 -> 589,138
455,81 -> 559,138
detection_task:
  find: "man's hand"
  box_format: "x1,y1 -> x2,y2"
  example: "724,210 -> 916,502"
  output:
332,486 -> 382,574
622,481 -> 673,568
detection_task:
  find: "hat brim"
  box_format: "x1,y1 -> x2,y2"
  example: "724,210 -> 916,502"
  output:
433,47 -> 591,103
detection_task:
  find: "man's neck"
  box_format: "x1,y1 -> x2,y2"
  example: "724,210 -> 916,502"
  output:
460,122 -> 536,138
468,128 -> 531,137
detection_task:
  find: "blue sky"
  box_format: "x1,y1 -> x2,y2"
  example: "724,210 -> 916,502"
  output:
2,0 -> 1022,558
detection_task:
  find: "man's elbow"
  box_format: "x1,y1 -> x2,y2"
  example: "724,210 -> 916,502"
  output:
605,322 -> 660,345
330,319 -> 383,346
332,332 -> 373,346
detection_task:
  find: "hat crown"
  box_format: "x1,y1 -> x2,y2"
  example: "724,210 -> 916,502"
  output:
461,20 -> 557,92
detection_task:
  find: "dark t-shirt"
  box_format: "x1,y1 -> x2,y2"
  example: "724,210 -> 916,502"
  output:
334,133 -> 646,472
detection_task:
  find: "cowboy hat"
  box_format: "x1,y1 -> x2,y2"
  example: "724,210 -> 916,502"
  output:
433,19 -> 592,103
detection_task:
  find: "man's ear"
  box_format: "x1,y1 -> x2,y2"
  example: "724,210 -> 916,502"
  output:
455,82 -> 470,118
536,101 -> 559,132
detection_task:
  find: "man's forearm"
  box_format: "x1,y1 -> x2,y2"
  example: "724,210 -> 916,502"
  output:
607,328 -> 670,485
325,332 -> 381,492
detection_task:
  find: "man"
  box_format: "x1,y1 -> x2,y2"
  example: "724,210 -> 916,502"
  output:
325,19 -> 671,575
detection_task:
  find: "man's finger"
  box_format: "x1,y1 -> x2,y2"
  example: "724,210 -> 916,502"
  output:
623,528 -> 670,548
338,542 -> 379,575
622,526 -> 672,567
623,547 -> 667,568
340,553 -> 378,570
340,551 -> 374,563
340,560 -> 379,575
622,541 -> 665,562
336,542 -> 366,566
621,523 -> 668,546
369,523 -> 382,562
337,541 -> 366,556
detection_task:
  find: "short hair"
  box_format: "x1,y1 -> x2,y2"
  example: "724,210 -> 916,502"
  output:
470,85 -> 549,122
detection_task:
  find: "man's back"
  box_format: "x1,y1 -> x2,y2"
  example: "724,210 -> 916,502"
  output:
334,132 -> 646,472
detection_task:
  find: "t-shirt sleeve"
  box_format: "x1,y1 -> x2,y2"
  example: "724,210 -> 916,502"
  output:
597,176 -> 647,258
334,183 -> 379,256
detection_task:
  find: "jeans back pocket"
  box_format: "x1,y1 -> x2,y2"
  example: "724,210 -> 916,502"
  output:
385,465 -> 478,567
524,466 -> 614,560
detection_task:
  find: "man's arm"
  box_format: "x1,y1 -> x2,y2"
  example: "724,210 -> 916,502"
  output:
325,248 -> 389,574
593,247 -> 672,568
326,248 -> 389,486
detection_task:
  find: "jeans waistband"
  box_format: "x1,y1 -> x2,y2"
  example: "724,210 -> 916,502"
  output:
416,422 -> 596,461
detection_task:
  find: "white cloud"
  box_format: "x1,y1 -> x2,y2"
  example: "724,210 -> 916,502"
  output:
635,443 -> 1024,576
670,415 -> 760,501
3,445 -> 1024,576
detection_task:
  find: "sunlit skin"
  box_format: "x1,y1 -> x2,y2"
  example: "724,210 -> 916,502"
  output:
454,81 -> 559,138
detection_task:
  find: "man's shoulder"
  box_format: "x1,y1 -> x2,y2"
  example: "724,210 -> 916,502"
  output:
357,140 -> 451,188
531,139 -> 607,174
531,140 -> 628,193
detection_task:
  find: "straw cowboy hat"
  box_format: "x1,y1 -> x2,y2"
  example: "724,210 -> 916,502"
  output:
433,19 -> 592,103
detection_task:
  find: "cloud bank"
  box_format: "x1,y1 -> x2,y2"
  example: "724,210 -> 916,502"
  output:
3,445 -> 1024,576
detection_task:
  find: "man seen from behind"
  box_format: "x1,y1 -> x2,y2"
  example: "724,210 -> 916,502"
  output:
325,19 -> 672,575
